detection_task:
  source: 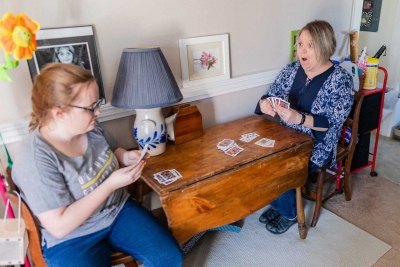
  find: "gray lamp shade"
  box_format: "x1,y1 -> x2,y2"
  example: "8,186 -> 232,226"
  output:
111,47 -> 183,109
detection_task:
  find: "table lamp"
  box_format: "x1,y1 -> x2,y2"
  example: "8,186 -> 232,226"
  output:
111,47 -> 183,156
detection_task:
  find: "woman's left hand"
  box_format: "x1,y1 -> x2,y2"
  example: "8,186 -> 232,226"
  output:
275,105 -> 302,125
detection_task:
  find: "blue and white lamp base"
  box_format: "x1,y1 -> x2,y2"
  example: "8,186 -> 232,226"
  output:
133,108 -> 167,156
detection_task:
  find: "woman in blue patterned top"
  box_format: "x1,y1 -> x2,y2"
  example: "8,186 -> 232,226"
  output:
255,20 -> 354,234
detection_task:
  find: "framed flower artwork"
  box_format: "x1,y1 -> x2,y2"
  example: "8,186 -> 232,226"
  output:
26,25 -> 105,101
179,34 -> 230,88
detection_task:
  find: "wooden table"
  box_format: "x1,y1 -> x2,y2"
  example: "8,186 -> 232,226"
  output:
140,115 -> 313,243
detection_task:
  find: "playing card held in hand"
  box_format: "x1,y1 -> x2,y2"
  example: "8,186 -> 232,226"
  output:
266,97 -> 290,111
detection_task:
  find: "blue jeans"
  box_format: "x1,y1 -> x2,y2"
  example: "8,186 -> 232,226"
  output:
270,160 -> 322,219
42,198 -> 183,267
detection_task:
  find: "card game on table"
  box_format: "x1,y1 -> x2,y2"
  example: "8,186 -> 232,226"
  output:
152,132 -> 277,185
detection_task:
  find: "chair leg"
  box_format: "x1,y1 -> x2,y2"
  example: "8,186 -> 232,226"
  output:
343,166 -> 352,201
311,170 -> 325,227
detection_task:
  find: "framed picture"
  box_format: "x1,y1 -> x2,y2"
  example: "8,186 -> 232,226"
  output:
290,30 -> 299,62
179,34 -> 230,88
27,25 -> 105,101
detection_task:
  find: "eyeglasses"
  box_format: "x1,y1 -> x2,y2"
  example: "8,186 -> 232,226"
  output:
68,99 -> 103,116
295,42 -> 314,49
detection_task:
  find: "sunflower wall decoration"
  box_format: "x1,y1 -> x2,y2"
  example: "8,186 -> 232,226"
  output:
0,13 -> 40,82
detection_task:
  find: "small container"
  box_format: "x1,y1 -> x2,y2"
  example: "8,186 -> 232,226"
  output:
340,57 -> 359,91
330,55 -> 342,65
363,58 -> 379,90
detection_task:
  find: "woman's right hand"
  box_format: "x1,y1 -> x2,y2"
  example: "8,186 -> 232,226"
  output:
259,99 -> 276,117
106,161 -> 146,190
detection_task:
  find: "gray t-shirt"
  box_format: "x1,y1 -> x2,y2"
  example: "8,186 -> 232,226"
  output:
12,122 -> 129,248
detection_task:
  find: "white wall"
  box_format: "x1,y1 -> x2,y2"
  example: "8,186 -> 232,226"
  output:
358,0 -> 400,136
0,0 -> 357,214
0,0 -> 354,148
359,0 -> 400,86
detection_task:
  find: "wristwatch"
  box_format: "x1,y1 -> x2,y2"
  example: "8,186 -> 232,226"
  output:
298,113 -> 306,125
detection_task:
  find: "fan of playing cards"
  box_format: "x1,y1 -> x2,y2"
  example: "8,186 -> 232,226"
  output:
266,97 -> 290,111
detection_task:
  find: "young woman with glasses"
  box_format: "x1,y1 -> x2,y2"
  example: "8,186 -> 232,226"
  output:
12,63 -> 183,267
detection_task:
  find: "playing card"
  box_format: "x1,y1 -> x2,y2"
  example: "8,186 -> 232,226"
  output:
154,173 -> 168,183
240,132 -> 259,142
266,98 -> 273,107
156,170 -> 176,180
275,98 -> 290,109
217,139 -> 235,151
255,138 -> 275,147
239,136 -> 253,142
242,132 -> 259,139
264,139 -> 275,147
126,144 -> 149,173
155,170 -> 178,183
153,169 -> 183,185
266,97 -> 290,111
169,169 -> 182,179
224,145 -> 244,157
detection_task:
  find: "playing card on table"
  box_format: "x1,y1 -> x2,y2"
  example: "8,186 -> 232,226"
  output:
254,138 -> 275,148
224,145 -> 244,157
153,169 -> 182,185
240,132 -> 259,142
217,139 -> 236,151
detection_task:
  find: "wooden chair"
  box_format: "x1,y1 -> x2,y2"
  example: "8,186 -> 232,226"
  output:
302,91 -> 365,227
4,167 -> 139,267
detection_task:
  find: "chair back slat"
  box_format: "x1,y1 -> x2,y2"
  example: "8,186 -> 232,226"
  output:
345,91 -> 365,165
343,118 -> 353,128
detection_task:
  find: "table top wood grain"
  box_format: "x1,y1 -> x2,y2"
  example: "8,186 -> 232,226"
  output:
141,115 -> 312,195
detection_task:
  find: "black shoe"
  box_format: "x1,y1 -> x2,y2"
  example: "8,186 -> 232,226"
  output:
259,208 -> 281,224
265,216 -> 297,235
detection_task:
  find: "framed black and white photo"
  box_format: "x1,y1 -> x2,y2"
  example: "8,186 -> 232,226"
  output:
27,25 -> 105,101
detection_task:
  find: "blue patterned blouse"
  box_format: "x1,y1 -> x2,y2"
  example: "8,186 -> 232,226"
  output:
256,61 -> 354,167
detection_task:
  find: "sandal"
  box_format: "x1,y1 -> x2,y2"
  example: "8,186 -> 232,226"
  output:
259,208 -> 281,224
265,216 -> 297,234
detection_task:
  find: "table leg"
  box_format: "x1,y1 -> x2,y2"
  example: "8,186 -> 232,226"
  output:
296,187 -> 307,239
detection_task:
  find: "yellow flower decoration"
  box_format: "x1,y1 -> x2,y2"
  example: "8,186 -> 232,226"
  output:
0,13 -> 40,82
0,13 -> 40,60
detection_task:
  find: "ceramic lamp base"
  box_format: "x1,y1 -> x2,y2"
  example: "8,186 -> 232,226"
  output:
134,108 -> 167,156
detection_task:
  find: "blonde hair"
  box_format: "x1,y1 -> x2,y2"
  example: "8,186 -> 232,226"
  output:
298,20 -> 336,63
29,63 -> 95,132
